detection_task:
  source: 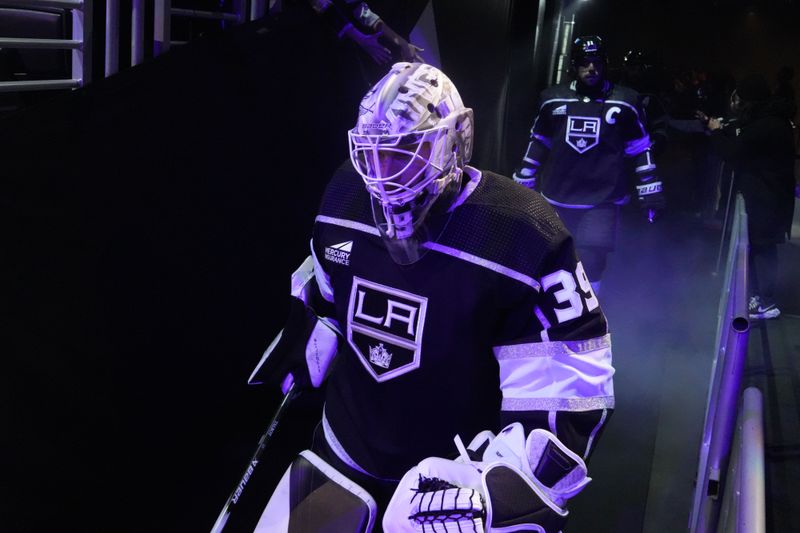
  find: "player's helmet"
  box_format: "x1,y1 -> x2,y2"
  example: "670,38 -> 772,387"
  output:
349,62 -> 474,264
571,36 -> 607,69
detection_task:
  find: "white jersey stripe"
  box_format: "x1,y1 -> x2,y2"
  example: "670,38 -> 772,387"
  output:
316,214 -> 541,291
316,215 -> 381,236
423,242 -> 541,291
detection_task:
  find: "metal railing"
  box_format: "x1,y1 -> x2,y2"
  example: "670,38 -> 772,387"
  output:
0,0 -> 273,94
718,387 -> 766,533
0,0 -> 91,93
689,194 -> 764,532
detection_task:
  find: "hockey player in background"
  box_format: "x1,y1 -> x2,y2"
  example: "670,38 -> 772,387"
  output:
513,36 -> 664,295
250,62 -> 614,532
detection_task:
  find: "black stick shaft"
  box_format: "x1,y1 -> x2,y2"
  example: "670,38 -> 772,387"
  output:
210,383 -> 299,533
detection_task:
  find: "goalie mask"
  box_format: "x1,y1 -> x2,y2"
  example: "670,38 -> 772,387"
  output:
348,62 -> 474,265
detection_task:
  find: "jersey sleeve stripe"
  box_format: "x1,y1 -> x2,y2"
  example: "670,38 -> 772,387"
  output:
316,215 -> 382,236
310,240 -> 335,303
322,407 -> 397,481
532,133 -> 553,149
494,334 -> 615,412
494,334 -> 610,359
422,242 -> 541,291
502,396 -> 615,412
624,134 -> 651,156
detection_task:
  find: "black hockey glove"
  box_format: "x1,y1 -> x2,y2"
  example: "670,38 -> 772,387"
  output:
636,180 -> 665,222
248,295 -> 339,393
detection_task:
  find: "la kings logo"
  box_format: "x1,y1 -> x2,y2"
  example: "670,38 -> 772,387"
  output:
566,116 -> 600,153
325,241 -> 353,266
347,277 -> 428,382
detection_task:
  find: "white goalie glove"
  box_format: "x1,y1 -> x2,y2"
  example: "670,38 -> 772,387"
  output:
383,423 -> 591,533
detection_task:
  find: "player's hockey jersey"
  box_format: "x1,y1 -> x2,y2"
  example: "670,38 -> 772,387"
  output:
516,81 -> 654,207
310,163 -> 614,480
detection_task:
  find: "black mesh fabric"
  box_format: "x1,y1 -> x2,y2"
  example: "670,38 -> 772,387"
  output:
440,171 -> 568,279
316,160 -> 375,227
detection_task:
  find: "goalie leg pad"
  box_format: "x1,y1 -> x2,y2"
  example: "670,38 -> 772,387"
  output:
255,450 -> 377,533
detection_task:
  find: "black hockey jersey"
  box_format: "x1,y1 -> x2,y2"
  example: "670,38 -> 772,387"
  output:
515,81 -> 655,207
309,164 -> 614,480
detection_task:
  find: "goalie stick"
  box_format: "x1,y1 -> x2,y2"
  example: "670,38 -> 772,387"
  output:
210,382 -> 300,533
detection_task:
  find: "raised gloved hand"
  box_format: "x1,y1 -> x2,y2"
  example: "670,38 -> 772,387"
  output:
383,423 -> 590,533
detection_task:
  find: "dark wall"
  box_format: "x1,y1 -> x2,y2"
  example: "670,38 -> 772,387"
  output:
2,9 -> 365,531
2,2 -> 552,530
433,0 -> 547,176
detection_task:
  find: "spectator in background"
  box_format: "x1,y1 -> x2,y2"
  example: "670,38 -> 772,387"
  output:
309,0 -> 423,66
705,74 -> 796,320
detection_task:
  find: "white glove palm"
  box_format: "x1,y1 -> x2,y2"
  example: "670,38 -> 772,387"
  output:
383,423 -> 590,533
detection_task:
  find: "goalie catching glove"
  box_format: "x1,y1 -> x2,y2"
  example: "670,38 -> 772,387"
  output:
383,423 -> 590,533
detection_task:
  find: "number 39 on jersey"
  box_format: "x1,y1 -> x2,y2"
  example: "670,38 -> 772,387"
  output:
541,261 -> 599,324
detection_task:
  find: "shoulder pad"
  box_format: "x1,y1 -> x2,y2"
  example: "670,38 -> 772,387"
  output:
442,172 -> 568,279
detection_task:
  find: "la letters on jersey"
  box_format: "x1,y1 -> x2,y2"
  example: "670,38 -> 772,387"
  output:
346,277 -> 428,382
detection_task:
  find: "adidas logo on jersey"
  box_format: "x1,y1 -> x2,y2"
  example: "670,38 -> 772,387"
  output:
325,241 -> 353,266
552,105 -> 567,116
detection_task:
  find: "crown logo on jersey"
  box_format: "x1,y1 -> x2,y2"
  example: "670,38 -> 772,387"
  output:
368,343 -> 393,369
576,138 -> 587,148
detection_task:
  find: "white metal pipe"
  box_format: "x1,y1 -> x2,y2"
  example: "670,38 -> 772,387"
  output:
105,0 -> 119,76
0,79 -> 82,92
131,0 -> 145,66
0,38 -> 82,50
739,387 -> 765,533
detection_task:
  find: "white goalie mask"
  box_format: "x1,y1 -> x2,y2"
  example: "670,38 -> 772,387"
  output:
348,62 -> 474,264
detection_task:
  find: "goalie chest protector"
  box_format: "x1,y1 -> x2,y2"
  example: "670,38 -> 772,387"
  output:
311,164 -> 573,480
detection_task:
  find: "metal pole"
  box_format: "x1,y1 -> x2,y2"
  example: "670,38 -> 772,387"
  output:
0,38 -> 82,49
0,79 -> 82,92
71,0 -> 92,85
555,13 -> 574,84
105,0 -> 119,76
154,0 -> 171,56
0,0 -> 83,8
547,0 -> 563,87
714,166 -> 735,276
250,0 -> 266,20
739,387 -> 765,533
131,0 -> 144,66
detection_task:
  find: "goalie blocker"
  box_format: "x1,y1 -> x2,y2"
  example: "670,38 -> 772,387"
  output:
248,255 -> 340,393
